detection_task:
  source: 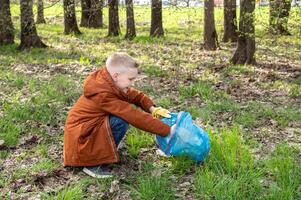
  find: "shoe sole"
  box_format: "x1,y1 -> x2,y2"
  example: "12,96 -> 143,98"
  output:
83,167 -> 113,179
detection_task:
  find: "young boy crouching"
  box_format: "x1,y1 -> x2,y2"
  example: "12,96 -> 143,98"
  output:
63,52 -> 171,178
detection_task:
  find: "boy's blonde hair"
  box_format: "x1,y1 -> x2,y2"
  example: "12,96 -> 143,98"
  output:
106,52 -> 139,73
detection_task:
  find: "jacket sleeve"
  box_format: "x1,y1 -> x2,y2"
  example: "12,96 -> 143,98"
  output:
127,88 -> 155,113
99,93 -> 170,136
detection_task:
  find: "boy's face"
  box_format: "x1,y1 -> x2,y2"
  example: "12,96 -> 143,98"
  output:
112,68 -> 138,93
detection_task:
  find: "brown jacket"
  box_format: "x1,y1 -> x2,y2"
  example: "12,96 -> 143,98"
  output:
63,67 -> 170,166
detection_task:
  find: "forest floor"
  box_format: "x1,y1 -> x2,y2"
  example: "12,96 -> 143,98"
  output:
0,4 -> 300,200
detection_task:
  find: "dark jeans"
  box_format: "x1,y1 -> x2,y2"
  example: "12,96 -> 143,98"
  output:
109,115 -> 129,146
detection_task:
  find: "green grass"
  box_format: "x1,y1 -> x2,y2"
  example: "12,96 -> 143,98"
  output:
141,64 -> 168,77
195,126 -> 262,199
187,105 -> 212,121
42,182 -> 85,200
131,163 -> 176,200
179,80 -> 215,101
0,3 -> 300,199
234,101 -> 301,128
260,80 -> 301,98
170,155 -> 196,176
264,144 -> 301,200
126,127 -> 155,157
195,168 -> 262,200
156,96 -> 173,108
0,69 -> 80,146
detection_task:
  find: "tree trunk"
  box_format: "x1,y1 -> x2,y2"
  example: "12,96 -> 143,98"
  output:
18,0 -> 46,50
80,0 -> 103,28
223,0 -> 237,42
125,0 -> 136,39
230,0 -> 256,65
150,0 -> 164,37
0,0 -> 14,45
108,0 -> 120,36
36,0 -> 46,24
204,0 -> 218,50
63,0 -> 81,34
269,0 -> 291,35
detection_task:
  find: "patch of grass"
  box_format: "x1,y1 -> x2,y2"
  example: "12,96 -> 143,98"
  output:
179,80 -> 214,101
32,144 -> 48,158
187,105 -> 212,122
0,118 -> 23,146
260,80 -> 300,98
126,127 -> 155,157
132,163 -> 175,200
0,150 -> 9,160
3,100 -> 59,124
222,65 -> 252,76
194,126 -> 263,199
289,84 -> 300,97
141,64 -> 167,77
42,182 -> 85,200
12,158 -> 57,181
274,106 -> 301,126
0,70 -> 27,89
207,97 -> 239,113
0,173 -> 7,188
170,155 -> 196,176
0,72 -> 81,146
206,126 -> 254,175
156,96 -> 172,108
37,75 -> 81,105
264,144 -> 301,200
31,159 -> 57,173
138,85 -> 155,96
234,101 -> 301,128
195,168 -> 262,200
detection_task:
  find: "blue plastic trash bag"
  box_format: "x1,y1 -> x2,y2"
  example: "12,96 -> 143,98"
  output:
156,112 -> 210,162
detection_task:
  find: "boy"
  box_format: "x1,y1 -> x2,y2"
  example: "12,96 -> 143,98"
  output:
64,52 -> 171,178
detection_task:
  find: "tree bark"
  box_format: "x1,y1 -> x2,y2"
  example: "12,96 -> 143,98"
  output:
0,0 -> 14,45
223,0 -> 237,42
269,0 -> 291,35
125,0 -> 136,39
230,0 -> 256,65
36,0 -> 46,24
80,0 -> 103,28
150,0 -> 164,37
63,0 -> 81,34
18,0 -> 46,50
108,0 -> 120,36
204,0 -> 218,50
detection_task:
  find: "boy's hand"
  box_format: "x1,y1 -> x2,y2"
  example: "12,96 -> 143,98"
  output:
151,107 -> 171,118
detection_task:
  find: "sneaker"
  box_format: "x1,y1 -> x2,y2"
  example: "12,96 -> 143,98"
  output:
83,165 -> 113,178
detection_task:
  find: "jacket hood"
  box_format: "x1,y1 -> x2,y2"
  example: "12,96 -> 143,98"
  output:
83,68 -> 110,97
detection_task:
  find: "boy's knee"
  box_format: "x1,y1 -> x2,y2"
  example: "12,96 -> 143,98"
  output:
110,115 -> 129,130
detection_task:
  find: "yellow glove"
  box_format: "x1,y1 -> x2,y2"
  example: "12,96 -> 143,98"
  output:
152,107 -> 171,118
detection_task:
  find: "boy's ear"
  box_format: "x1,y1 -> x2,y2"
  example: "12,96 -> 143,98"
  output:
112,72 -> 119,81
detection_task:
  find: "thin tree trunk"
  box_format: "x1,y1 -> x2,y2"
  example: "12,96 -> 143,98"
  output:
63,0 -> 81,34
18,0 -> 46,50
80,0 -> 90,27
223,0 -> 237,42
108,0 -> 120,36
269,0 -> 291,35
0,0 -> 14,45
230,0 -> 256,65
89,0 -> 103,28
36,0 -> 46,24
204,0 -> 218,50
150,0 -> 164,37
125,0 -> 136,39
